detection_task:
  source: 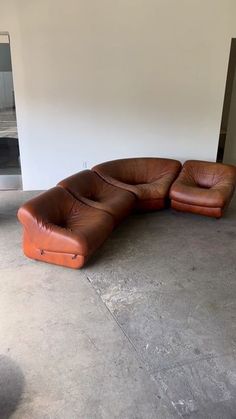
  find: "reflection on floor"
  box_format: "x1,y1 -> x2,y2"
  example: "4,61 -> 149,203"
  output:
0,109 -> 21,175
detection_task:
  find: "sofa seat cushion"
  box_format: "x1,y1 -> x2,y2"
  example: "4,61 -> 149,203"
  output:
92,157 -> 181,210
170,160 -> 236,218
171,200 -> 223,218
17,186 -> 114,268
58,170 -> 136,224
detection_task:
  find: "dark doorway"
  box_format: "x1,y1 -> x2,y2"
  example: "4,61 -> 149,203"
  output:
217,38 -> 236,163
0,32 -> 21,189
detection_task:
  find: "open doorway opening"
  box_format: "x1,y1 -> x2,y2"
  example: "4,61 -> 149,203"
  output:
217,38 -> 236,164
0,32 -> 22,189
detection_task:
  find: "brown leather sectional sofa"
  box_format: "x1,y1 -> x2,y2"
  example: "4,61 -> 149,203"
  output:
18,158 -> 236,269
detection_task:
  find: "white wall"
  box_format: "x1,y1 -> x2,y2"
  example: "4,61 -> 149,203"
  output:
1,0 -> 236,190
0,34 -> 9,44
224,69 -> 236,166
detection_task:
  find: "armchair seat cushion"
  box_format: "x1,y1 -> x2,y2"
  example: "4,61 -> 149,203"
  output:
58,170 -> 135,224
92,157 -> 181,211
170,160 -> 236,218
17,187 -> 114,269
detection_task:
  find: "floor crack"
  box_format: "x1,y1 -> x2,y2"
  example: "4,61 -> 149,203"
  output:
85,275 -> 183,418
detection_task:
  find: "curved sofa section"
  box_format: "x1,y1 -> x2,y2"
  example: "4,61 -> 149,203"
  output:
17,157 -> 236,269
18,186 -> 114,268
58,169 -> 136,224
92,157 -> 182,211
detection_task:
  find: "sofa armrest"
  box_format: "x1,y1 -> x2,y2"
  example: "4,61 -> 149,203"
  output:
17,187 -> 88,256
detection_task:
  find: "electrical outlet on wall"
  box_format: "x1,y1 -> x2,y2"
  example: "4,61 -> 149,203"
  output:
82,161 -> 87,169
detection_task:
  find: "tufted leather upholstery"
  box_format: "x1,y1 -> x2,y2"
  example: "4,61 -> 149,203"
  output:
58,170 -> 136,224
170,160 -> 236,218
17,158 -> 236,269
92,158 -> 182,210
17,186 -> 114,268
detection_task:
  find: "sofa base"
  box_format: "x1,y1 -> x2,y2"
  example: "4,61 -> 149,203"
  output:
135,198 -> 168,211
23,232 -> 87,269
171,199 -> 223,218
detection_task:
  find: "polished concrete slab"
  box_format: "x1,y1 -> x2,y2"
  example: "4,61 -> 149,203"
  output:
84,194 -> 236,418
0,190 -> 236,418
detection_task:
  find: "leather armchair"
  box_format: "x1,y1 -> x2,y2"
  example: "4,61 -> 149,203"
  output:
170,160 -> 236,218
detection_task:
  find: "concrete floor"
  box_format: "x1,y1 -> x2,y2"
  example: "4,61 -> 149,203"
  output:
0,190 -> 236,418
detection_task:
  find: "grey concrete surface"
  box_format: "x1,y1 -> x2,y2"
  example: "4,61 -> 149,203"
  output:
0,190 -> 236,418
